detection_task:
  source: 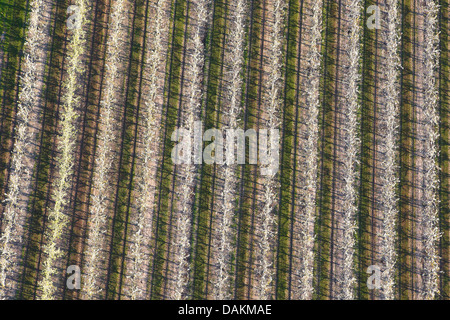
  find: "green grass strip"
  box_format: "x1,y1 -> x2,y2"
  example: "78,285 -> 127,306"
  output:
233,0 -> 262,299
149,0 -> 187,299
106,0 -> 148,299
313,0 -> 339,300
191,0 -> 227,299
18,0 -> 68,300
356,0 -> 377,300
275,0 -> 299,300
0,0 -> 28,199
398,0 -> 414,300
439,0 -> 449,300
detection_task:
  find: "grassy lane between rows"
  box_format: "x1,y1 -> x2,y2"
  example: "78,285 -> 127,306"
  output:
17,0 -> 67,300
150,0 -> 187,299
116,0 -> 155,298
439,0 -> 449,300
64,0 -> 109,300
398,0 -> 414,300
356,0 -> 376,300
275,0 -> 299,300
191,0 -> 227,299
0,0 -> 28,208
233,0 -> 262,299
105,0 -> 147,299
287,0 -> 304,299
313,0 -> 338,300
105,0 -> 154,299
229,0 -> 252,299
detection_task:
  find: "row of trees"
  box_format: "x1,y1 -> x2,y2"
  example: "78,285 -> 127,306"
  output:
171,0 -> 210,300
0,0 -> 52,299
212,0 -> 247,300
255,0 -> 286,300
420,0 -> 441,300
378,0 -> 401,300
38,0 -> 89,299
295,0 -> 323,300
126,0 -> 169,300
82,0 -> 129,299
336,0 -> 362,300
